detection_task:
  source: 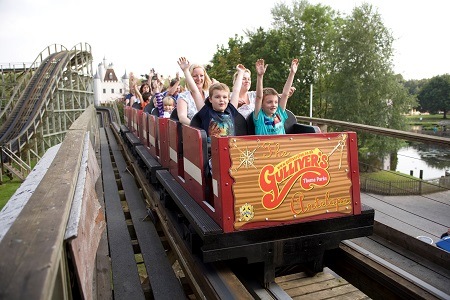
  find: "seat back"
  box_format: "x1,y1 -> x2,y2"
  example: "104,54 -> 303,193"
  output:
131,108 -> 138,134
190,111 -> 202,130
234,112 -> 248,136
151,107 -> 160,117
190,107 -> 248,136
285,110 -> 321,134
158,117 -> 170,168
182,125 -> 209,204
147,114 -> 159,159
140,111 -> 149,147
124,106 -> 131,128
148,95 -> 156,111
246,109 -> 320,135
168,119 -> 184,181
246,112 -> 255,135
284,109 -> 298,134
170,108 -> 179,121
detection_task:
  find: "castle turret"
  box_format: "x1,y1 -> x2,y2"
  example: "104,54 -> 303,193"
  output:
98,60 -> 106,83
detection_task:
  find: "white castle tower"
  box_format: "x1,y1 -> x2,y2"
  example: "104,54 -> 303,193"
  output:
93,58 -> 127,104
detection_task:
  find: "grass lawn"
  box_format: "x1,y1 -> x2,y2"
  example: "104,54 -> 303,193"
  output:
360,170 -> 416,181
406,114 -> 448,129
361,169 -> 444,194
406,113 -> 446,121
0,178 -> 22,211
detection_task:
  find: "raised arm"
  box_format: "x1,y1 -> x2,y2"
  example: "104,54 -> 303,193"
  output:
229,64 -> 246,108
147,68 -> 155,86
129,72 -> 135,92
254,59 -> 268,119
166,72 -> 180,97
176,99 -> 190,125
279,59 -> 298,110
134,84 -> 143,102
177,57 -> 203,109
153,78 -> 164,117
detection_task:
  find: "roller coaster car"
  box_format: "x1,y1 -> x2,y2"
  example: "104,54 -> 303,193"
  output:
123,106 -> 375,284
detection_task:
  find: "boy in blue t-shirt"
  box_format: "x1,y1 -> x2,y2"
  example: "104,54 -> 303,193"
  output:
253,58 -> 299,135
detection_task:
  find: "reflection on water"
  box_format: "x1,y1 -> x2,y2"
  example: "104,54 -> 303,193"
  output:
395,144 -> 450,180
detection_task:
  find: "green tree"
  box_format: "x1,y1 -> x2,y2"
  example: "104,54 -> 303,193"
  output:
326,3 -> 415,165
208,1 -> 415,141
209,27 -> 293,103
270,0 -> 337,117
208,35 -> 245,87
209,1 -> 338,118
404,78 -> 428,97
418,74 -> 450,118
402,77 -> 427,113
245,28 -> 292,92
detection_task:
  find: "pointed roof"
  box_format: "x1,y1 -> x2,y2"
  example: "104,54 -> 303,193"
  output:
104,68 -> 118,82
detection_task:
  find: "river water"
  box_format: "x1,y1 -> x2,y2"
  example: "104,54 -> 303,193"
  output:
395,145 -> 450,180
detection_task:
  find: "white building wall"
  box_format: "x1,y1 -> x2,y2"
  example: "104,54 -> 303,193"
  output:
99,81 -> 125,103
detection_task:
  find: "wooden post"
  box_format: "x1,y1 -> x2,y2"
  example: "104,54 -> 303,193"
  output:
0,146 -> 3,184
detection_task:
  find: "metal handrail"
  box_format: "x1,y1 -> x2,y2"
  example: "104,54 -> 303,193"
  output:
295,115 -> 450,146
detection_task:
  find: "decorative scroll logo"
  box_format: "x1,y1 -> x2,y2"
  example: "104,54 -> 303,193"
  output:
259,148 -> 330,210
239,203 -> 255,221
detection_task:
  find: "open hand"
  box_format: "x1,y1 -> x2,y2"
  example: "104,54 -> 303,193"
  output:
255,59 -> 267,76
177,57 -> 190,71
236,64 -> 246,72
288,86 -> 296,98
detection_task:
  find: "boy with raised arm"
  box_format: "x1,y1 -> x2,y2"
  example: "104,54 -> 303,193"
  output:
178,57 -> 246,137
253,58 -> 299,135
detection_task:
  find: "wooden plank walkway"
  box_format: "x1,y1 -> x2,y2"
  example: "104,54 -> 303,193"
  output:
100,126 -> 185,299
276,269 -> 370,300
100,128 -> 145,299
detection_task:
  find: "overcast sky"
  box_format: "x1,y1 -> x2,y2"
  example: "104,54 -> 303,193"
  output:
0,0 -> 448,80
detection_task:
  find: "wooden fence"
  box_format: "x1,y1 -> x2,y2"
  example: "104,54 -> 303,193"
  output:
0,105 -> 103,299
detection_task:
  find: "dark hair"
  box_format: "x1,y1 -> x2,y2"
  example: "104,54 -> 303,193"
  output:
142,92 -> 152,101
140,83 -> 151,94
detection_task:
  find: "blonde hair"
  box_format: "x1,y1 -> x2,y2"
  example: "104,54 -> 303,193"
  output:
209,83 -> 230,98
162,96 -> 175,106
262,87 -> 279,102
188,64 -> 212,92
233,68 -> 251,84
